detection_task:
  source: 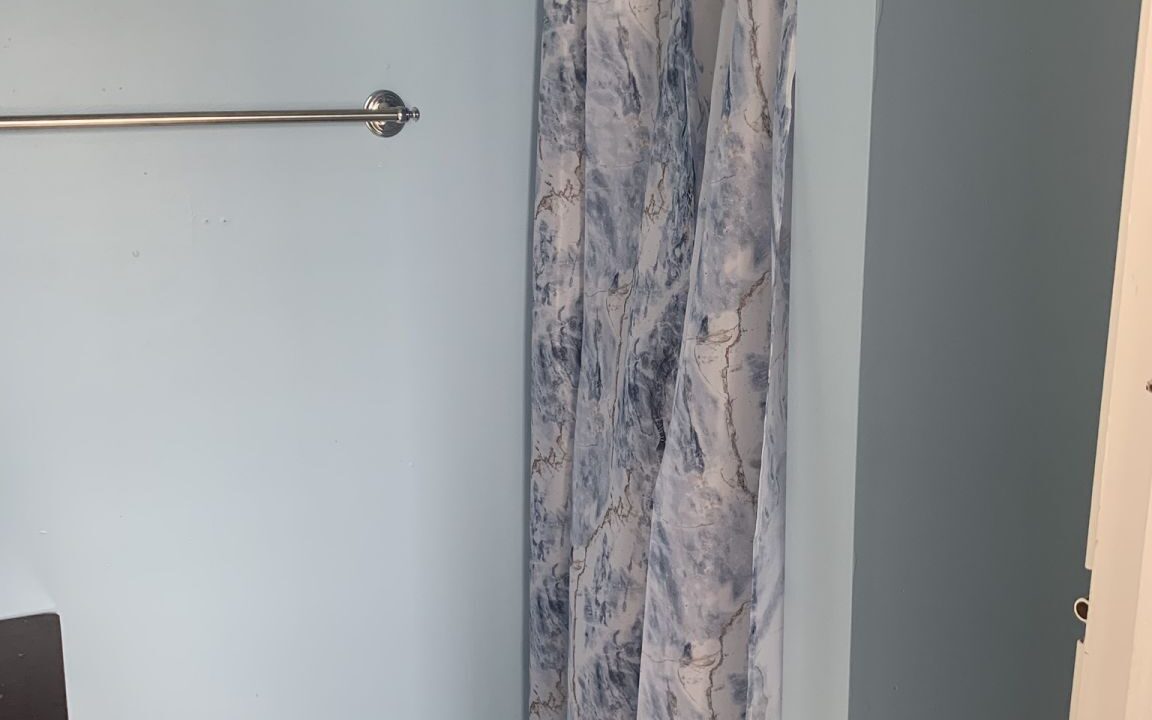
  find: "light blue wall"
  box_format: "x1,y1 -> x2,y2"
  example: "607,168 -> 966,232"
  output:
784,1 -> 878,719
0,2 -> 536,718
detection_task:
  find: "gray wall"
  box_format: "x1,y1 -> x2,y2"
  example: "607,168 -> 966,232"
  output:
0,2 -> 536,719
783,1 -> 878,719
849,1 -> 1140,718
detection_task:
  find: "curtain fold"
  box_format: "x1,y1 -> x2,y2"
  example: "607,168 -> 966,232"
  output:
529,1 -> 795,717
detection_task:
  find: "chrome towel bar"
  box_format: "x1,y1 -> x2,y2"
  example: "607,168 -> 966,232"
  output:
0,90 -> 419,138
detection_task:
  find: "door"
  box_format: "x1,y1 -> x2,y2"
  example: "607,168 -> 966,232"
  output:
1071,0 -> 1152,715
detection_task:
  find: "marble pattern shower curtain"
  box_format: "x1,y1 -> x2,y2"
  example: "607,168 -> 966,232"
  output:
528,0 -> 794,717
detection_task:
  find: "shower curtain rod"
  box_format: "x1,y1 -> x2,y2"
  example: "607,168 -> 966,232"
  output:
0,90 -> 419,138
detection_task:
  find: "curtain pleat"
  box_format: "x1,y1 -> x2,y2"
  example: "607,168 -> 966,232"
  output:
529,1 -> 795,717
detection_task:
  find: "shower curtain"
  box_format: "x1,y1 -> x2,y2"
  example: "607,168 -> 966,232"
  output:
528,0 -> 794,717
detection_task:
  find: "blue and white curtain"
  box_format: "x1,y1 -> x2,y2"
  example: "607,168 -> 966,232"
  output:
528,0 -> 795,717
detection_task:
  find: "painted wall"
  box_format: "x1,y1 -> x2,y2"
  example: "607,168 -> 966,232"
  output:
0,2 -> 536,719
850,1 -> 1140,718
783,1 -> 877,719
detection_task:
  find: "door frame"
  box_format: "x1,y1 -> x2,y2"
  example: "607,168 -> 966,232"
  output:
1071,0 -> 1152,714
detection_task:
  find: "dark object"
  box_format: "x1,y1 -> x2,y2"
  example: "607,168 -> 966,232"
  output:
0,613 -> 68,719
1074,597 -> 1090,624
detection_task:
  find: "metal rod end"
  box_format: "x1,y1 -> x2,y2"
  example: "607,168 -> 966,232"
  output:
365,89 -> 416,138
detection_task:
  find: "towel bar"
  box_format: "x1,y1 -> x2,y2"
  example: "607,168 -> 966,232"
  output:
0,90 -> 419,138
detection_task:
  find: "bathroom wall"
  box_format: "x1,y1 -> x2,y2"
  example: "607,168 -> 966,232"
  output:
0,2 -> 536,718
783,1 -> 878,719
850,1 -> 1140,718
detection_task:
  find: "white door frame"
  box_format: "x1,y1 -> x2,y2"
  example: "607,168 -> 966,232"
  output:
1071,0 -> 1152,714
